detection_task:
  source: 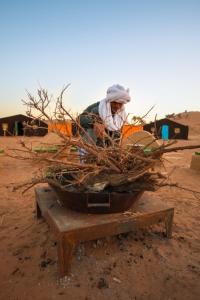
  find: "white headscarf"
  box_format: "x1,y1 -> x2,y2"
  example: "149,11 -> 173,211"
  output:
98,84 -> 131,131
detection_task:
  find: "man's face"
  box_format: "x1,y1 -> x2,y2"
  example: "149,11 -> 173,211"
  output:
110,101 -> 123,114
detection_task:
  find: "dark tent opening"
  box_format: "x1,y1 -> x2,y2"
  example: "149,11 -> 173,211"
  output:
14,121 -> 24,136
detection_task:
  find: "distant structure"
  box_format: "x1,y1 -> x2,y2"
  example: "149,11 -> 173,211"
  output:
143,118 -> 189,140
0,114 -> 48,136
48,120 -> 72,137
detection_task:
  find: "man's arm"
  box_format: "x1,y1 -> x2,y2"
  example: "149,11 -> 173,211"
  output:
79,102 -> 100,129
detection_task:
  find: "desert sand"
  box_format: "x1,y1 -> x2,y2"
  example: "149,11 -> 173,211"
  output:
0,112 -> 200,300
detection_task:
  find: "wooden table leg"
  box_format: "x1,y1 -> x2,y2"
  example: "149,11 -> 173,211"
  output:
36,202 -> 42,219
57,235 -> 76,277
165,210 -> 174,238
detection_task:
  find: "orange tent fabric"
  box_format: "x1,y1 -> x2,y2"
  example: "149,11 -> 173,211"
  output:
48,121 -> 72,137
48,122 -> 142,138
121,124 -> 143,138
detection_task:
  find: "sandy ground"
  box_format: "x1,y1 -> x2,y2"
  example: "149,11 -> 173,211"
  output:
0,112 -> 200,300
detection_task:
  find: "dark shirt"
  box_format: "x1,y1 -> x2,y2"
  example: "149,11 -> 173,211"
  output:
79,101 -> 100,129
77,101 -> 120,146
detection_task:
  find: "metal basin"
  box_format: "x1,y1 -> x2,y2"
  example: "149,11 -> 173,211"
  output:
49,182 -> 144,214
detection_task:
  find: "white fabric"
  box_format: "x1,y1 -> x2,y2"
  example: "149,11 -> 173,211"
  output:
106,84 -> 130,104
98,84 -> 130,131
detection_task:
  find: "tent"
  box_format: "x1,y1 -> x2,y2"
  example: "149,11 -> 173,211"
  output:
48,120 -> 72,136
143,118 -> 189,140
0,114 -> 48,136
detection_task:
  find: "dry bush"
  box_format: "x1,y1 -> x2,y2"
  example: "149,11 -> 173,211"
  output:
8,86 -> 200,195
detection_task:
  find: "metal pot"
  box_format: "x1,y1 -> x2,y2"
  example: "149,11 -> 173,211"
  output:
49,182 -> 144,214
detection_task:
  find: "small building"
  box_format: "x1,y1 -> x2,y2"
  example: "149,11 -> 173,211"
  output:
143,118 -> 189,140
0,114 -> 48,136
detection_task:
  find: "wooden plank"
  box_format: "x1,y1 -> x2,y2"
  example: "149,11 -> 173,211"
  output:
57,235 -> 75,277
62,210 -> 173,242
35,187 -> 173,234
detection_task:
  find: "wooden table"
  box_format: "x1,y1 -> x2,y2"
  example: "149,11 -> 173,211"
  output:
35,187 -> 174,277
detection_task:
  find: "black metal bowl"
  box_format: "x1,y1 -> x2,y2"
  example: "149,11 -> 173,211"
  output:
49,182 -> 144,214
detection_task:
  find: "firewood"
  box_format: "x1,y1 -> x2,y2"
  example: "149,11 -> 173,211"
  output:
8,86 -> 200,195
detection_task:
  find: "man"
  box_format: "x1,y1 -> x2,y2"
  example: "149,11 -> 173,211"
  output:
79,84 -> 131,146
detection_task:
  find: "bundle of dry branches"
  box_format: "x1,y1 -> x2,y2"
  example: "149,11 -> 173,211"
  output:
9,85 -> 200,195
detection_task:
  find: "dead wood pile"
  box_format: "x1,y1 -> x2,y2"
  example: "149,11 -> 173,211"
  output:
9,86 -> 200,194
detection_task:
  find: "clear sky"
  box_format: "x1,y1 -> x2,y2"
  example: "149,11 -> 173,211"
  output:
0,0 -> 200,120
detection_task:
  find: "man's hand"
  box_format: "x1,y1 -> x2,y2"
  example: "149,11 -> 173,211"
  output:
93,122 -> 105,139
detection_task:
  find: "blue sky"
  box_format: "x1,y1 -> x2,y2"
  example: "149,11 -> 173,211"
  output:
0,0 -> 200,120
